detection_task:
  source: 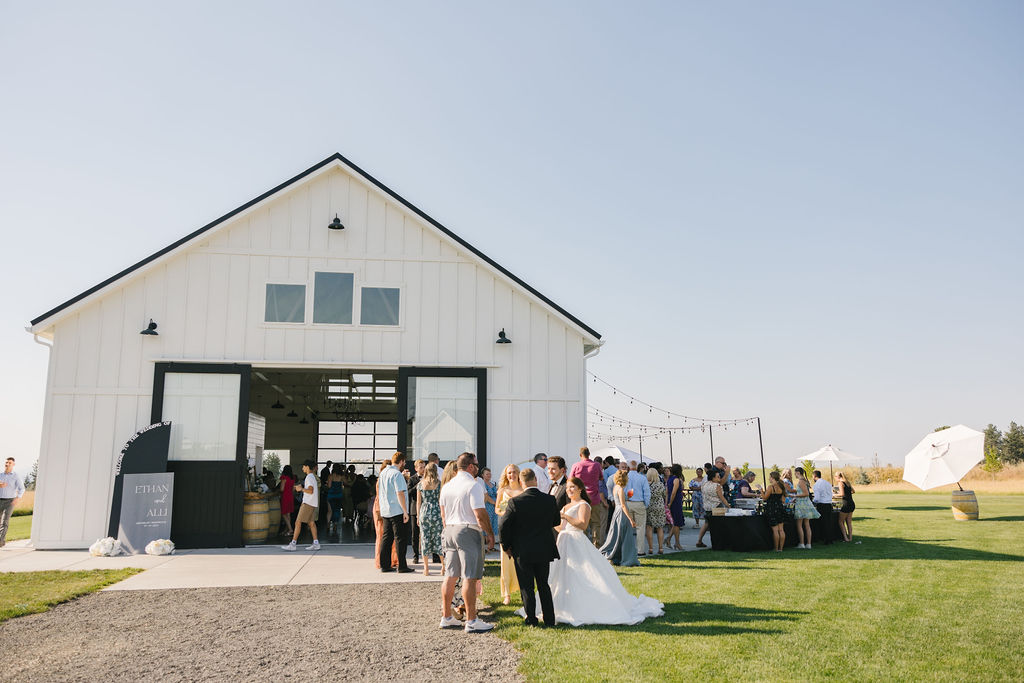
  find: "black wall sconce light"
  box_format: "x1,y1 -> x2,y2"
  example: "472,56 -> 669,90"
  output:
140,319 -> 158,336
328,213 -> 345,230
495,328 -> 511,344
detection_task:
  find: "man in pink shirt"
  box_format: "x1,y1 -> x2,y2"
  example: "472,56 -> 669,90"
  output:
569,447 -> 607,546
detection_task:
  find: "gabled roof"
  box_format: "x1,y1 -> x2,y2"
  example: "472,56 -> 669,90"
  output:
29,152 -> 601,341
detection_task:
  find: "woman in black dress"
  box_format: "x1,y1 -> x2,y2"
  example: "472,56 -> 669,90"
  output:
762,471 -> 787,552
835,472 -> 855,542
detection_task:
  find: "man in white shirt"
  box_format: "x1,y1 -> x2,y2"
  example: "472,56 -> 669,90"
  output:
812,470 -> 834,545
527,453 -> 551,495
438,453 -> 495,634
282,459 -> 320,551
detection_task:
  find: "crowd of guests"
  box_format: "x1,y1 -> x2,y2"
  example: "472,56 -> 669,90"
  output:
267,448 -> 858,631
692,455 -> 857,551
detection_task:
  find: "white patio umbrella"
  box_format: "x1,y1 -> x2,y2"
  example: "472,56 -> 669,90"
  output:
799,444 -> 861,479
902,425 -> 984,491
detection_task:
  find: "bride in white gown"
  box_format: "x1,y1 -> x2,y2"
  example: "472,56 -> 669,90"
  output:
520,477 -> 664,626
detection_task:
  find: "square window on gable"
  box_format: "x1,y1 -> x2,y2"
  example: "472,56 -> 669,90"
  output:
265,284 -> 305,323
313,272 -> 354,324
361,287 -> 400,325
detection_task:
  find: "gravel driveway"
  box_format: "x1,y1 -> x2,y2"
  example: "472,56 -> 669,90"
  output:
1,583 -> 523,682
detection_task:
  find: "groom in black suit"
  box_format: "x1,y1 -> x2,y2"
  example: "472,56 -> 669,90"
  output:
499,468 -> 561,627
547,456 -> 569,510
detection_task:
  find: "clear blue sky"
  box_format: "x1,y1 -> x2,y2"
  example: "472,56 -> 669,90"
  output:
2,2 -> 1021,477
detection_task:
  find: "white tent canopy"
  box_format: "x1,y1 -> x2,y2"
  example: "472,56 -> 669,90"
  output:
590,445 -> 657,466
799,445 -> 862,464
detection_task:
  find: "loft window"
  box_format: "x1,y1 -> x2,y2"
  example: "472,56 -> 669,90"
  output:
360,287 -> 400,325
264,284 -> 305,323
313,272 -> 354,324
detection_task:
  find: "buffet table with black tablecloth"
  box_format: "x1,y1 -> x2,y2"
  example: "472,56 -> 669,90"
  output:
811,505 -> 844,544
709,509 -> 844,551
708,515 -> 799,551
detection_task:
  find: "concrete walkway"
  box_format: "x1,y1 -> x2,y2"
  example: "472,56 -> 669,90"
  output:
1,519 -> 708,591
0,541 -> 443,590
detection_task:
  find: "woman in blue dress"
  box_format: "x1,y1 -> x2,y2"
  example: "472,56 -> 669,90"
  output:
599,469 -> 639,566
482,467 -> 499,543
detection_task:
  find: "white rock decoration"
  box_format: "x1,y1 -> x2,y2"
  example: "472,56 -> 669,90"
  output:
88,537 -> 125,557
145,539 -> 175,556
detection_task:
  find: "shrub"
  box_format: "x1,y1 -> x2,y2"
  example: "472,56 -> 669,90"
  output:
855,468 -> 871,486
981,446 -> 1004,479
12,508 -> 32,517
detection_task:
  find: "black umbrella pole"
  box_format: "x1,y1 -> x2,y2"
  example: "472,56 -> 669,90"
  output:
757,418 -> 767,485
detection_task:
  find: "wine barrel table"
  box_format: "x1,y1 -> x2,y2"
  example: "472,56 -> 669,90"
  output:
243,494 -> 270,544
951,490 -> 979,521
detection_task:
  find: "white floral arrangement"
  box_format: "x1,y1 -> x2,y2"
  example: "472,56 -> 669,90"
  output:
145,539 -> 175,556
89,537 -> 125,557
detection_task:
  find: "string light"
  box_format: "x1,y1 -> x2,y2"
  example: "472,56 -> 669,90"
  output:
587,371 -> 758,425
588,405 -> 755,432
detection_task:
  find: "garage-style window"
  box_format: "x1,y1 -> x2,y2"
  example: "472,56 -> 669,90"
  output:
265,284 -> 305,323
313,272 -> 354,324
360,287 -> 400,325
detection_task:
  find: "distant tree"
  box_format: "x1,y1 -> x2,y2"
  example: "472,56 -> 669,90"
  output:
933,425 -> 952,432
800,459 -> 815,480
983,424 -> 1003,459
263,452 -> 281,476
1003,422 -> 1024,463
24,461 -> 39,490
981,446 -> 1004,478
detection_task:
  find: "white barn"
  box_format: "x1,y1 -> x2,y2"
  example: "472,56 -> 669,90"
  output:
27,153 -> 602,549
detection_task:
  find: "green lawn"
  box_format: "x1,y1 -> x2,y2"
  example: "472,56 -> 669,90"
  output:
5,514 -> 32,542
0,569 -> 141,623
483,492 -> 1024,682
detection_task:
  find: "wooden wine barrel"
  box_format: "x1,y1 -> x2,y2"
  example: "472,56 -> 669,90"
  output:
243,496 -> 270,544
266,494 -> 282,536
951,490 -> 978,521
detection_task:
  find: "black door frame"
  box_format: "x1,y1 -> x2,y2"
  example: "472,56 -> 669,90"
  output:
396,367 -> 487,469
151,362 -> 252,548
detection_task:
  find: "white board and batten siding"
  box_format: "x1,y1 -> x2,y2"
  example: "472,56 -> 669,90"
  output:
30,159 -> 599,548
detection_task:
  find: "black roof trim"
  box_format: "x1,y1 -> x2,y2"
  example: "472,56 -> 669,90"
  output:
30,153 -> 601,339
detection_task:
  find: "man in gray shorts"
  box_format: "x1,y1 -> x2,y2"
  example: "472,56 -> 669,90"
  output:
438,452 -> 495,633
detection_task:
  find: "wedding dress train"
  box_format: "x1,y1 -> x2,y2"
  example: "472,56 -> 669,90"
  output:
517,502 -> 664,626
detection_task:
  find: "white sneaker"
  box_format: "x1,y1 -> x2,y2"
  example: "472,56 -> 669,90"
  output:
464,618 -> 495,633
306,542 -> 321,551
802,544 -> 812,550
439,616 -> 462,629
281,541 -> 297,551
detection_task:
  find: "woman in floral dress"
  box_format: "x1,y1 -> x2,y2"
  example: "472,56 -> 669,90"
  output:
645,468 -> 667,555
417,463 -> 442,576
